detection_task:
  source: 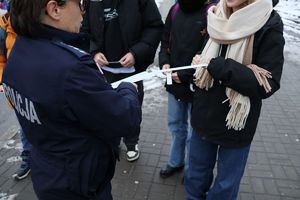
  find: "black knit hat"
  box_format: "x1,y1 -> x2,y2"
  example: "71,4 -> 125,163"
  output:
178,0 -> 206,13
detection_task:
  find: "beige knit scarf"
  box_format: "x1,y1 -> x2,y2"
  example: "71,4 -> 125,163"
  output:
194,0 -> 273,130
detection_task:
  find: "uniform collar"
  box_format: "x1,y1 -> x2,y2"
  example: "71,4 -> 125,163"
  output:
39,25 -> 88,46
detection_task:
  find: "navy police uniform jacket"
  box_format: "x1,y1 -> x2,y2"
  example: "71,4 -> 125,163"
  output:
2,25 -> 141,199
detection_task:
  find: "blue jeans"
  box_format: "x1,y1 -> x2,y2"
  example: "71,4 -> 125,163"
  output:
167,93 -> 192,168
184,129 -> 250,200
20,128 -> 32,152
19,128 -> 32,167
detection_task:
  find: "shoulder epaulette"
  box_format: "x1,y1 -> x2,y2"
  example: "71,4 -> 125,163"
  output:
52,41 -> 90,60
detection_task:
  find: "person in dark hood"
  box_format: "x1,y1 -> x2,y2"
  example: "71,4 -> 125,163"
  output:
178,0 -> 206,12
158,0 -> 216,178
273,0 -> 279,6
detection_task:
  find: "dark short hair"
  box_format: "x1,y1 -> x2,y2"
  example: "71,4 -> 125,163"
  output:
10,0 -> 66,37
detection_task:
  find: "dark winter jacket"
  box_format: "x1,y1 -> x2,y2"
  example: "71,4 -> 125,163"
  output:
159,2 -> 214,102
191,10 -> 285,148
2,26 -> 141,199
273,0 -> 279,7
81,0 -> 163,73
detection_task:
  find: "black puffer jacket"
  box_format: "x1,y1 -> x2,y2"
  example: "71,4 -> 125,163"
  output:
191,10 -> 285,148
159,2 -> 214,102
81,0 -> 163,73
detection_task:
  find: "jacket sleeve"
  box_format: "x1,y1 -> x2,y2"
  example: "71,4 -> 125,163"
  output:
207,15 -> 285,100
79,6 -> 91,53
177,68 -> 195,83
63,64 -> 142,139
80,0 -> 103,56
158,7 -> 172,68
130,0 -> 163,70
80,0 -> 90,36
158,6 -> 195,84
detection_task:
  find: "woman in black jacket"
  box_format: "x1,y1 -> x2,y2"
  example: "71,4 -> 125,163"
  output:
185,0 -> 285,199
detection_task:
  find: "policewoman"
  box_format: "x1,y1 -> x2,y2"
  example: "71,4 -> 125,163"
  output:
2,0 -> 141,199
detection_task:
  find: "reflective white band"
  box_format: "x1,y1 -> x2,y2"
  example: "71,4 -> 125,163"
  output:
111,64 -> 208,88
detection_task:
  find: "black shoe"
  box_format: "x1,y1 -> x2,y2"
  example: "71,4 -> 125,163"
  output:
12,164 -> 31,180
159,165 -> 184,178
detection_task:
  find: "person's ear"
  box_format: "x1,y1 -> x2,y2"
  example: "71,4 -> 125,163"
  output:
45,0 -> 62,20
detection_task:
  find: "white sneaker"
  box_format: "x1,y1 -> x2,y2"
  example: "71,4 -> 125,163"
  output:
126,144 -> 140,162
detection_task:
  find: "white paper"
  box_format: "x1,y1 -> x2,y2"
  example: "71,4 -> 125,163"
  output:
166,72 -> 172,85
101,66 -> 136,74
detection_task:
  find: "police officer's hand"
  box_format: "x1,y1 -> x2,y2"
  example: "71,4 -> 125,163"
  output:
119,52 -> 135,68
0,85 -> 3,92
94,52 -> 109,66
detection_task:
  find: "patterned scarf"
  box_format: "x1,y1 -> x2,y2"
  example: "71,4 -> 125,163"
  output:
194,0 -> 273,130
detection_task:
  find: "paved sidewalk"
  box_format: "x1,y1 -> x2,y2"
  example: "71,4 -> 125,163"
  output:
1,1 -> 300,200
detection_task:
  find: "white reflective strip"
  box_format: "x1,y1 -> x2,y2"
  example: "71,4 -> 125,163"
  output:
111,64 -> 208,88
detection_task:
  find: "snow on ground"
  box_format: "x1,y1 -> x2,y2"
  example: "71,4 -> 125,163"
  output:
6,156 -> 22,163
275,0 -> 300,61
142,65 -> 167,113
3,139 -> 22,151
0,193 -> 18,200
143,65 -> 165,91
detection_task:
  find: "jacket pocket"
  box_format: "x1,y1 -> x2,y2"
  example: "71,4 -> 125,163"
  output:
65,142 -> 114,198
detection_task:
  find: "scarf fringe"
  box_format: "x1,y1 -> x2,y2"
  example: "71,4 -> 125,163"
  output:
225,89 -> 250,131
193,55 -> 214,90
194,61 -> 272,131
247,64 -> 272,93
194,68 -> 214,90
